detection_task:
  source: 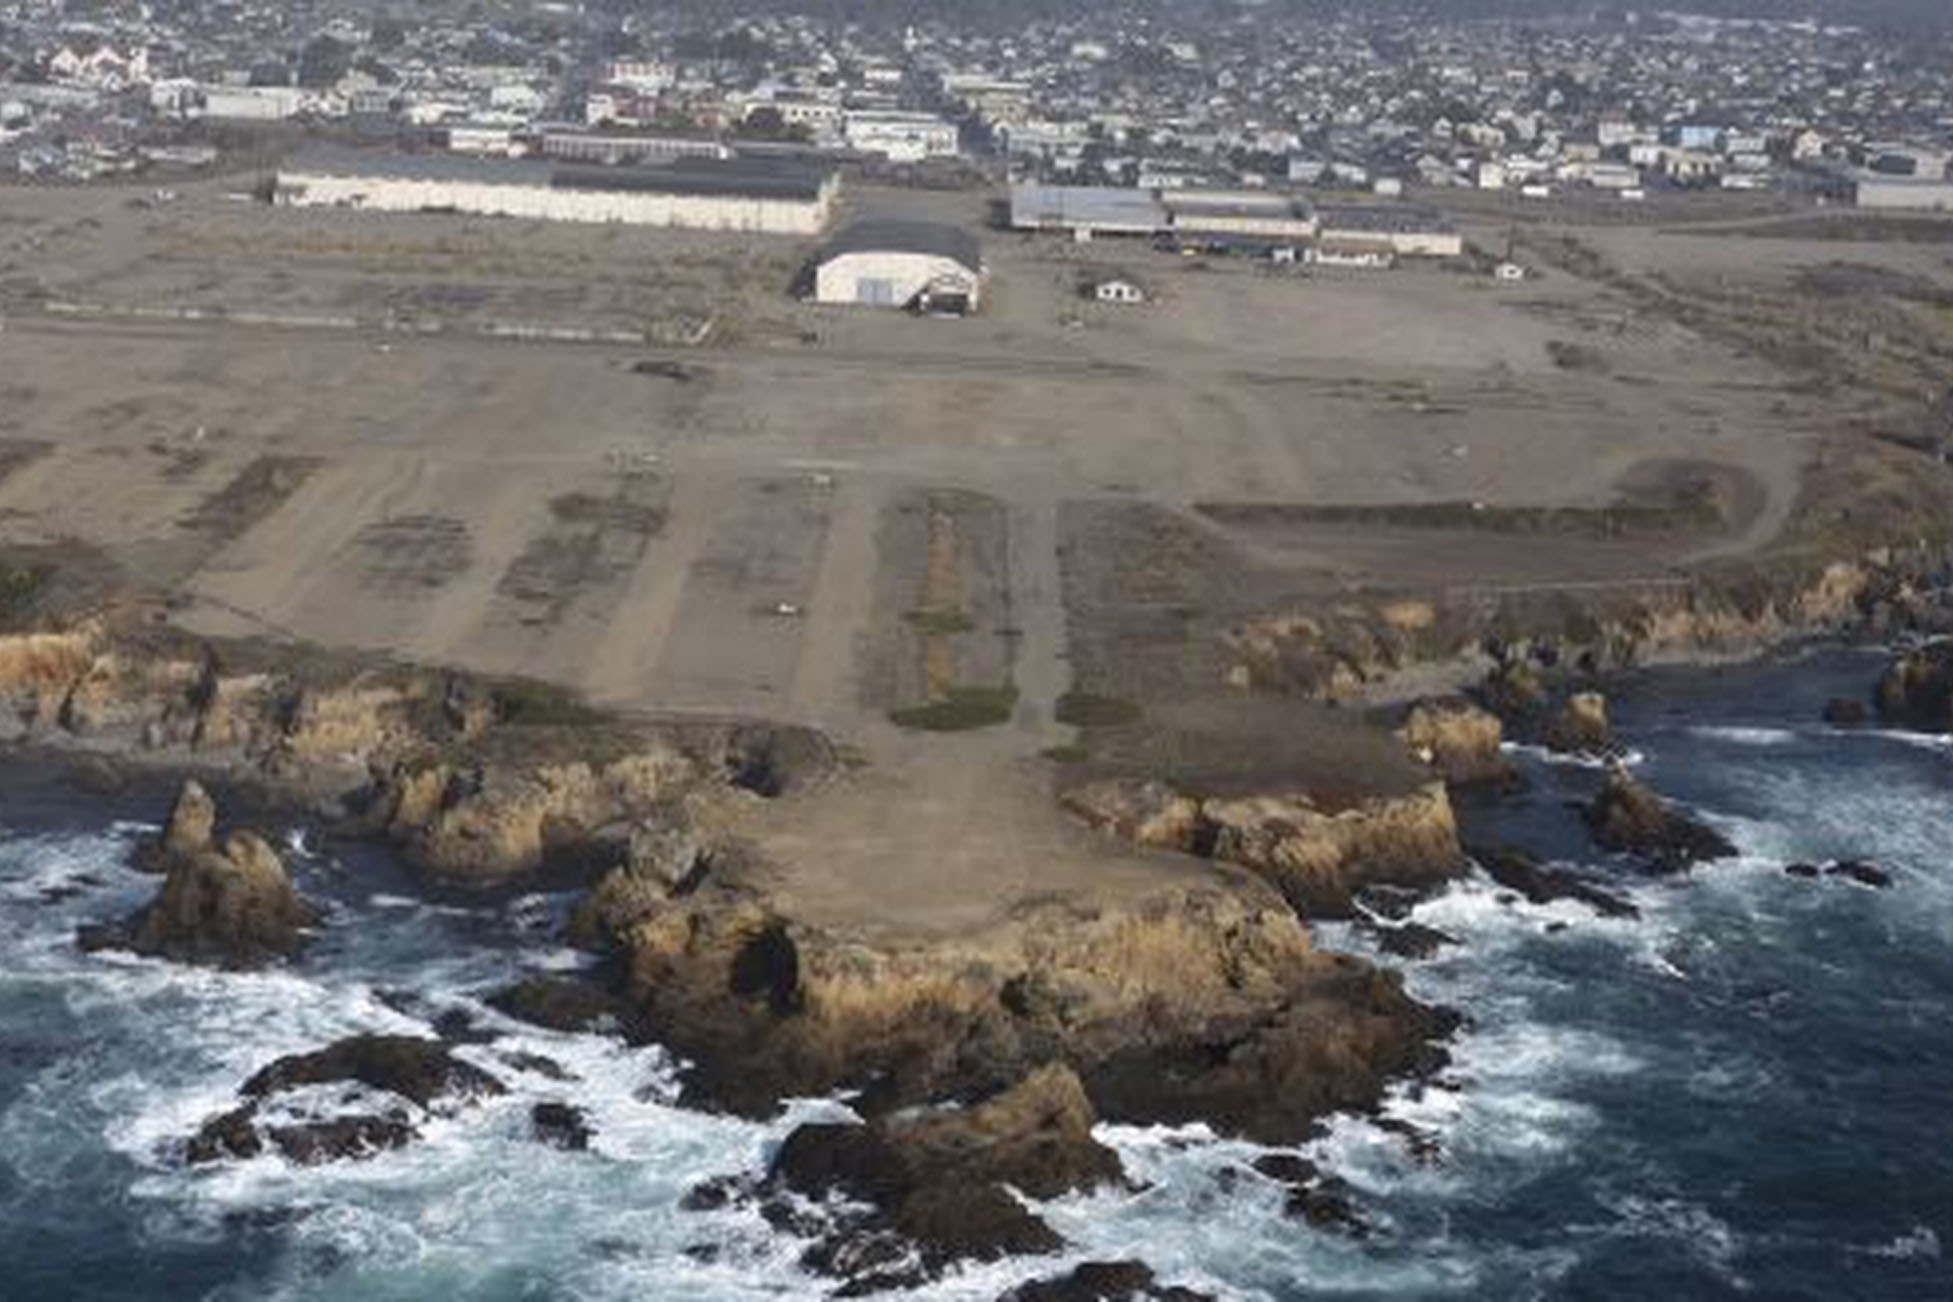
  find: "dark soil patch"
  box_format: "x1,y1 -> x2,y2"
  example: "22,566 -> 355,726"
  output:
349,514 -> 473,594
179,456 -> 323,544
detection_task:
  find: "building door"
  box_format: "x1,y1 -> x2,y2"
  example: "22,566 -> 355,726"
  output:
857,278 -> 897,307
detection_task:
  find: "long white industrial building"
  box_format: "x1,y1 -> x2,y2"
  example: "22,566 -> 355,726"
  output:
276,147 -> 841,234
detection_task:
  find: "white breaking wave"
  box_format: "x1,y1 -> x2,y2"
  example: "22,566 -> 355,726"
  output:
1684,725 -> 1798,746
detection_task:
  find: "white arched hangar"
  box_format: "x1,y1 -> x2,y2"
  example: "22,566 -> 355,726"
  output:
811,219 -> 983,315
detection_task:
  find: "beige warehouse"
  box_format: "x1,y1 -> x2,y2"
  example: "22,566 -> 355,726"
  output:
276,147 -> 841,235
811,220 -> 983,313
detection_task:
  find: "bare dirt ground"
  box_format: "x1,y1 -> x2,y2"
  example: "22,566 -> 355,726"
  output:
1,177 -> 1940,937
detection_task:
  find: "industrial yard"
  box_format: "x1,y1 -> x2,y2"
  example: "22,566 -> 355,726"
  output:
2,175 -> 1947,928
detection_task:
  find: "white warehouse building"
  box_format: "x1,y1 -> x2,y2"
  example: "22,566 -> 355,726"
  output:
842,111 -> 960,163
275,147 -> 841,235
812,220 -> 983,313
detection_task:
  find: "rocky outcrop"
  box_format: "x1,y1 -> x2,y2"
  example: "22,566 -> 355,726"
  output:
1477,658 -> 1549,722
1827,859 -> 1895,889
186,1034 -> 505,1165
1875,641 -> 1953,732
1062,778 -> 1468,919
1001,1262 -> 1216,1302
1058,779 -> 1203,851
530,1101 -> 593,1151
1201,784 -> 1468,918
238,1034 -> 507,1106
1544,692 -> 1617,757
565,820 -> 711,951
1228,549 -> 1944,707
1247,1152 -> 1367,1235
187,1104 -> 415,1166
1582,766 -> 1737,873
1366,920 -> 1459,960
757,1065 -> 1126,1293
81,781 -> 316,968
133,777 -> 218,872
1081,953 -> 1458,1141
1472,845 -> 1640,919
1397,697 -> 1514,787
613,880 -> 1453,1145
486,973 -> 641,1036
1822,697 -> 1869,726
362,750 -> 695,884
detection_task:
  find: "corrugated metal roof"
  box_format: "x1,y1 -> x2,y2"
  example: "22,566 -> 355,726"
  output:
1316,204 -> 1456,234
1009,184 -> 1167,232
818,219 -> 981,272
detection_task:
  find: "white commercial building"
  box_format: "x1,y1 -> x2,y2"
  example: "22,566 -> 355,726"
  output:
812,219 -> 982,312
842,111 -> 959,162
1855,175 -> 1953,212
276,148 -> 841,234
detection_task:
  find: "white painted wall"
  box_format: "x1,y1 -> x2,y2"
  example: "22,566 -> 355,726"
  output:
276,171 -> 835,234
814,250 -> 978,308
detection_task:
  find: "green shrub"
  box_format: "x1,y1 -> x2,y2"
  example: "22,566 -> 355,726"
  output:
890,685 -> 1019,732
1054,692 -> 1142,728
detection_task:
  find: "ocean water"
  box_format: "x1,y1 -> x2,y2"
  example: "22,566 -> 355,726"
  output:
2,647 -> 1951,1301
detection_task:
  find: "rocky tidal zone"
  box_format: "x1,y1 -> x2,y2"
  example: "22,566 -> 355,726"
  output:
8,550 -> 1953,1294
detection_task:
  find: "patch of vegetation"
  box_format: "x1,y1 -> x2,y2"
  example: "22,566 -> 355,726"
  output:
492,677 -> 604,728
1054,691 -> 1143,728
903,605 -> 976,636
889,685 -> 1019,732
1041,744 -> 1090,764
0,563 -> 49,627
1545,339 -> 1608,372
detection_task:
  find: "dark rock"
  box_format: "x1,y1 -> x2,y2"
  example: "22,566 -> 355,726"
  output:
1243,1152 -> 1370,1237
1001,1260 -> 1217,1302
1373,1116 -> 1443,1165
240,1034 -> 507,1107
764,1066 -> 1124,1289
1876,641 -> 1953,732
1478,659 -> 1548,722
1352,883 -> 1423,922
431,1007 -> 501,1044
1249,1153 -> 1318,1185
680,1173 -> 749,1212
1822,697 -> 1869,727
681,1243 -> 722,1265
758,1194 -> 828,1238
185,1105 -> 264,1163
1784,861 -> 1822,879
1086,959 -> 1461,1146
530,1101 -> 593,1151
265,1113 -> 416,1165
1371,921 -> 1459,961
1826,859 -> 1894,889
496,1049 -> 577,1082
486,974 -> 638,1037
187,1104 -> 416,1166
1581,765 -> 1736,873
1472,844 -> 1640,919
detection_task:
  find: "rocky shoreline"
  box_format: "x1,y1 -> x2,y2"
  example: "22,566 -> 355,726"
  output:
2,529 -> 1946,1294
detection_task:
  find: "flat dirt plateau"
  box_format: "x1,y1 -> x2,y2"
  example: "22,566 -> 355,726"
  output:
5,179 -> 1953,940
